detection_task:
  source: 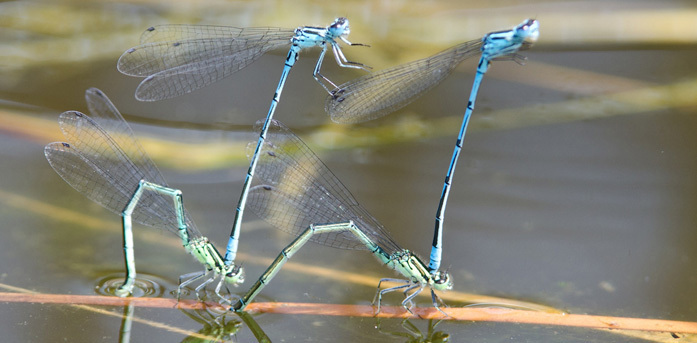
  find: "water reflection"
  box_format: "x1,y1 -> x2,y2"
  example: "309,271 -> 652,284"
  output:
376,319 -> 449,343
115,303 -> 272,342
236,311 -> 272,343
179,308 -> 242,343
119,303 -> 134,343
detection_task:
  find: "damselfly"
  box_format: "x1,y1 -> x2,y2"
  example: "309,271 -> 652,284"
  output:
231,120 -> 453,314
118,17 -> 369,101
326,19 -> 539,273
117,18 -> 370,269
44,88 -> 244,299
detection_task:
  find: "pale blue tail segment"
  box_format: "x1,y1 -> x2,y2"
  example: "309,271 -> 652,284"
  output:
429,19 -> 539,272
223,18 -> 370,266
224,50 -> 298,264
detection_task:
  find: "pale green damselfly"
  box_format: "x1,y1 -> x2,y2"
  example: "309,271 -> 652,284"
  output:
232,120 -> 453,314
44,88 -> 244,299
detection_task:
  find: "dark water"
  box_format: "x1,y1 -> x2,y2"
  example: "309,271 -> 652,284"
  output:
2,1 -> 697,342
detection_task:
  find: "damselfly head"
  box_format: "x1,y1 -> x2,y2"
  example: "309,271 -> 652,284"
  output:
516,19 -> 540,44
328,17 -> 350,37
433,270 -> 454,291
225,265 -> 245,285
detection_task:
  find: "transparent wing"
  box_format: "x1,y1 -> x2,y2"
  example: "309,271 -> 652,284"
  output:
137,25 -> 288,44
117,25 -> 295,101
44,108 -> 198,236
83,87 -> 163,184
326,39 -> 483,123
246,119 -> 402,253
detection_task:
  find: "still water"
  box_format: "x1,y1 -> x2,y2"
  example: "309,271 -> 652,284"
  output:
1,0 -> 696,342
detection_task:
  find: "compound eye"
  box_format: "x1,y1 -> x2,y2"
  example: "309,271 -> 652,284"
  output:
328,18 -> 351,38
331,17 -> 349,31
439,272 -> 454,289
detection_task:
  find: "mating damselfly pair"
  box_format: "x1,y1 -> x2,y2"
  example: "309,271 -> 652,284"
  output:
44,17 -> 539,314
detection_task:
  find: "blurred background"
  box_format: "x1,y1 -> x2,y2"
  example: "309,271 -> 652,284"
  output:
1,0 -> 696,342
